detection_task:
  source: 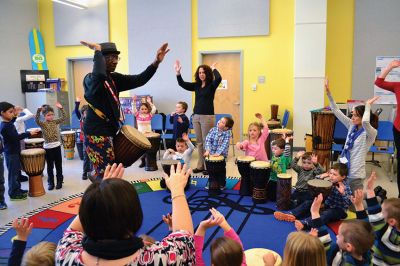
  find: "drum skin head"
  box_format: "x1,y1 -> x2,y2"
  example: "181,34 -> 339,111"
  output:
271,128 -> 293,134
21,148 -> 45,155
120,125 -> 151,149
267,121 -> 280,125
161,159 -> 180,165
307,179 -> 332,188
205,155 -> 225,162
245,248 -> 282,266
237,156 -> 255,162
24,138 -> 45,144
27,127 -> 41,132
144,132 -> 161,139
277,173 -> 291,179
61,130 -> 76,135
250,161 -> 270,169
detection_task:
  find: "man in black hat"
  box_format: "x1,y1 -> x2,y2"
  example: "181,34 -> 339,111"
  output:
80,40 -> 169,180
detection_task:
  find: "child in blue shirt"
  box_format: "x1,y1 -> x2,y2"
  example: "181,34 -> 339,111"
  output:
170,101 -> 189,141
0,102 -> 36,201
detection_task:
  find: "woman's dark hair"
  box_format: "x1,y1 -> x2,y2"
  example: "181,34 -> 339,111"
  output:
194,64 -> 213,85
211,237 -> 243,266
79,178 -> 143,240
354,105 -> 379,129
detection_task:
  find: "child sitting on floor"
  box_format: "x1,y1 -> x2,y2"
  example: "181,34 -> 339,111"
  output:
195,208 -> 246,266
274,163 -> 352,231
310,193 -> 374,265
291,151 -> 324,204
351,171 -> 400,265
163,133 -> 195,165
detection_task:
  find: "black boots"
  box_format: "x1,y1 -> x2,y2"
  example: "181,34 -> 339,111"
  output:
56,176 -> 63,190
48,176 -> 54,190
139,156 -> 145,168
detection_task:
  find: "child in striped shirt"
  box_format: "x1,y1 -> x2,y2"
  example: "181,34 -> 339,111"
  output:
352,172 -> 400,266
290,151 -> 324,204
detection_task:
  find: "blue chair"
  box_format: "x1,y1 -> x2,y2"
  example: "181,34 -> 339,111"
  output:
330,119 -> 348,166
161,114 -> 174,150
214,113 -> 235,156
151,114 -> 164,158
281,110 -> 290,128
368,121 -> 395,181
70,112 -> 80,129
25,117 -> 39,129
125,113 -> 136,128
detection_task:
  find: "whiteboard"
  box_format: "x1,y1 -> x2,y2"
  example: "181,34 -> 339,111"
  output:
375,56 -> 400,104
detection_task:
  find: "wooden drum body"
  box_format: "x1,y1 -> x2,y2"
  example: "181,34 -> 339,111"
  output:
24,138 -> 44,149
307,179 -> 332,200
20,148 -> 46,197
250,161 -> 271,204
311,110 -> 336,169
144,132 -> 161,171
236,156 -> 255,196
205,156 -> 226,195
61,130 -> 76,160
114,125 -> 151,167
277,173 -> 292,210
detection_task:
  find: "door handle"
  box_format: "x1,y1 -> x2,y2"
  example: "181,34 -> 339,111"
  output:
233,102 -> 240,105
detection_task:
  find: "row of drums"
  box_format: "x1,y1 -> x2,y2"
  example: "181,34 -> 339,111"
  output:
236,155 -> 333,210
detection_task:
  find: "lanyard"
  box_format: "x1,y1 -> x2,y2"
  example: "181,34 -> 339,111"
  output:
104,77 -> 125,123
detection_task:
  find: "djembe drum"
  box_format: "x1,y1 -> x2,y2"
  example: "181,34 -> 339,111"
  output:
304,132 -> 313,153
236,156 -> 255,196
24,138 -> 44,149
160,159 -> 189,190
61,130 -> 76,160
307,179 -> 333,200
27,128 -> 42,138
244,248 -> 282,266
20,148 -> 46,197
250,161 -> 271,204
205,156 -> 226,195
311,110 -> 336,170
144,132 -> 161,171
114,125 -> 151,167
277,173 -> 292,210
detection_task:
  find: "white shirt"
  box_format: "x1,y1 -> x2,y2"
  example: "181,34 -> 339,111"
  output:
15,108 -> 34,133
163,140 -> 195,165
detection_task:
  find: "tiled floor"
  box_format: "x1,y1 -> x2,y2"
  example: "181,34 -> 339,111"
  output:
0,147 -> 397,227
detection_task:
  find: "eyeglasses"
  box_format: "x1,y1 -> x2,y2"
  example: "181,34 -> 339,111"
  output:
104,55 -> 121,62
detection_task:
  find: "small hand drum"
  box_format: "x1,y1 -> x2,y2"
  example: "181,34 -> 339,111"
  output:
307,179 -> 332,200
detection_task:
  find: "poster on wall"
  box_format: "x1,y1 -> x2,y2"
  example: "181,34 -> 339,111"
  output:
375,56 -> 400,104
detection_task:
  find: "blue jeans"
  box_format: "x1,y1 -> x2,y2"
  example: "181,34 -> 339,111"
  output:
5,153 -> 22,197
0,154 -> 5,202
291,200 -> 347,228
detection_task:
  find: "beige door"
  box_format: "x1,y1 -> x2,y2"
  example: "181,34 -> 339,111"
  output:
201,53 -> 241,143
72,60 -> 93,104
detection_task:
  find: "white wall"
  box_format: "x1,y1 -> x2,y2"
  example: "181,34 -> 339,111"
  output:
0,0 -> 38,106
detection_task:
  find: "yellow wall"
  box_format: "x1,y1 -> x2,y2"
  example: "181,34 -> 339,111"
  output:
38,0 -> 130,95
325,0 -> 354,103
193,0 -> 295,132
39,0 -> 353,132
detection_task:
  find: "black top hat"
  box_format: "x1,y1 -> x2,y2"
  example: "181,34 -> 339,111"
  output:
100,42 -> 120,55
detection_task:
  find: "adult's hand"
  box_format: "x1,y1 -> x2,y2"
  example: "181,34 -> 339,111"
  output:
174,60 -> 182,75
366,96 -> 380,105
165,163 -> 191,196
389,60 -> 400,69
103,163 -> 124,179
80,41 -> 101,51
154,43 -> 170,65
210,62 -> 218,71
324,77 -> 331,95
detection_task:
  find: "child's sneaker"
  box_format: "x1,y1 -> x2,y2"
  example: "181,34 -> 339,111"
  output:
18,189 -> 28,195
10,193 -> 27,201
274,211 -> 296,222
0,202 -> 7,210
